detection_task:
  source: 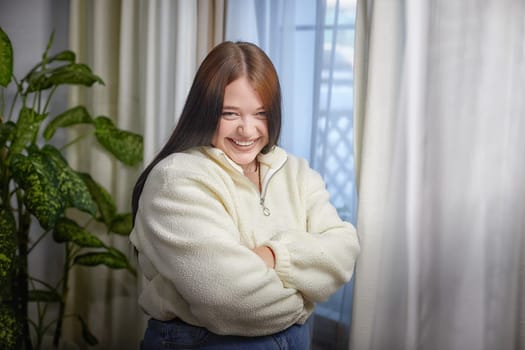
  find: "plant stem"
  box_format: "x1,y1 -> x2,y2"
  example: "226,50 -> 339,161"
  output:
0,150 -> 9,208
42,85 -> 57,114
1,89 -> 4,117
59,132 -> 91,151
16,190 -> 33,350
28,276 -> 58,292
6,76 -> 21,121
28,279 -> 45,350
27,229 -> 51,254
52,242 -> 70,347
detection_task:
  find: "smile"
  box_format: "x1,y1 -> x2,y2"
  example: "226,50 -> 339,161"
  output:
232,139 -> 256,146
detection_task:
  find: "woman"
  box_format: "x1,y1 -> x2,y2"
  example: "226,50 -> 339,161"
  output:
130,41 -> 360,350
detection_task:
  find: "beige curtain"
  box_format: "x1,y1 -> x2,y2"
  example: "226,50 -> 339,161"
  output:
66,0 -> 225,348
350,0 -> 525,349
350,1 -> 404,347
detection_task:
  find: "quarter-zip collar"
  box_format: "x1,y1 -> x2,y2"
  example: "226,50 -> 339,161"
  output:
200,146 -> 288,216
200,146 -> 288,182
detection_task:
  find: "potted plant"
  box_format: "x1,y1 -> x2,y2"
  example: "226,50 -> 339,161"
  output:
0,27 -> 142,349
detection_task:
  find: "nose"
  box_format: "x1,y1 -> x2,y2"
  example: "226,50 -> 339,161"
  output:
237,116 -> 255,134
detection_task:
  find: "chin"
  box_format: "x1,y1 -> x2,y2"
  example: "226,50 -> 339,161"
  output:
229,152 -> 257,164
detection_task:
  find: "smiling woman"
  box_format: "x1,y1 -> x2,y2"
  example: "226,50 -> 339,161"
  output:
129,41 -> 360,349
212,77 -> 269,177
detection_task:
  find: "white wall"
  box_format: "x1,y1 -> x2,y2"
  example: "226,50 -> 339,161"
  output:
1,0 -> 70,116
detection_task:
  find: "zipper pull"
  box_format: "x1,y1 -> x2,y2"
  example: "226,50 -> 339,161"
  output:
259,198 -> 271,216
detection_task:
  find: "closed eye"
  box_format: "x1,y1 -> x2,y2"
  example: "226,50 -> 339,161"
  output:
221,111 -> 240,120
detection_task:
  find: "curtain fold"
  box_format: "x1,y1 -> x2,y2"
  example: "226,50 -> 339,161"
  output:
66,1 -> 225,348
66,1 -> 145,348
350,2 -> 404,345
142,0 -> 225,164
350,0 -> 525,349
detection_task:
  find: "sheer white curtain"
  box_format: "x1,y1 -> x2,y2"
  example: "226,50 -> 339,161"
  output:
66,1 -> 225,348
226,0 -> 305,157
66,2 -> 142,349
226,2 -> 358,349
140,0 -> 226,163
350,0 -> 525,349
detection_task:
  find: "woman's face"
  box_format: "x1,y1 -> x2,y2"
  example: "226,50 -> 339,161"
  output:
211,76 -> 269,171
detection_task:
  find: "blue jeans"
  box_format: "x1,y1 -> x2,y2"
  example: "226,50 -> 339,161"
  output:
140,317 -> 312,350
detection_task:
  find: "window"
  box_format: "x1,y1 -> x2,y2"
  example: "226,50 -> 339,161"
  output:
226,1 -> 357,348
306,2 -> 357,348
312,0 -> 357,225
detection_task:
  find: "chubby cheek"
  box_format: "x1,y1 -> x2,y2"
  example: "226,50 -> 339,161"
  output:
259,121 -> 270,143
211,124 -> 224,147
211,130 -> 219,147
211,124 -> 234,151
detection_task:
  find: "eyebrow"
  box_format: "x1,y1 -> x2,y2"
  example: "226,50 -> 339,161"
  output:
222,105 -> 265,110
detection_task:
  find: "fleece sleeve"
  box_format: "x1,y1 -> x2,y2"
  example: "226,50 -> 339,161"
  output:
264,166 -> 360,303
133,165 -> 307,335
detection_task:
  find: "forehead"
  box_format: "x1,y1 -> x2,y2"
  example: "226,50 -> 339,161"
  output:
223,77 -> 262,106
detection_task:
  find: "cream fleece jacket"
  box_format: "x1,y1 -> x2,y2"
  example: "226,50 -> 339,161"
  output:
130,146 -> 360,336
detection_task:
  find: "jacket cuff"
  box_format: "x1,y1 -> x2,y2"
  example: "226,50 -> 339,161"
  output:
265,240 -> 293,288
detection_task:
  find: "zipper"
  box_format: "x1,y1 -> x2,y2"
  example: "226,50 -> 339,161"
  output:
259,197 -> 271,216
258,161 -> 286,216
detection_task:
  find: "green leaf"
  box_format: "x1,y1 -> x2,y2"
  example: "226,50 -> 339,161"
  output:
46,50 -> 76,64
10,146 -> 97,225
0,303 -> 21,350
0,121 -> 16,148
9,153 -> 64,229
109,213 -> 133,235
43,106 -> 94,141
77,172 -> 116,225
22,49 -> 76,86
0,207 -> 16,254
23,68 -> 54,93
28,289 -> 61,303
94,116 -> 143,166
40,145 -> 97,215
44,31 -> 55,59
107,247 -> 127,261
24,63 -> 104,94
48,63 -> 104,86
0,27 -> 13,87
8,107 -> 44,160
74,252 -> 129,270
76,316 -> 98,346
0,209 -> 17,300
53,217 -> 104,248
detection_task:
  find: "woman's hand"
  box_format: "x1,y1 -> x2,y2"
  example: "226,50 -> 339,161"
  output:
252,246 -> 276,268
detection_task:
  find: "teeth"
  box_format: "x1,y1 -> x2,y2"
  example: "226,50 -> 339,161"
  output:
233,139 -> 255,146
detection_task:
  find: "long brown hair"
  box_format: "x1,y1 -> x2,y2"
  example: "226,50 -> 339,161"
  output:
131,41 -> 282,223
